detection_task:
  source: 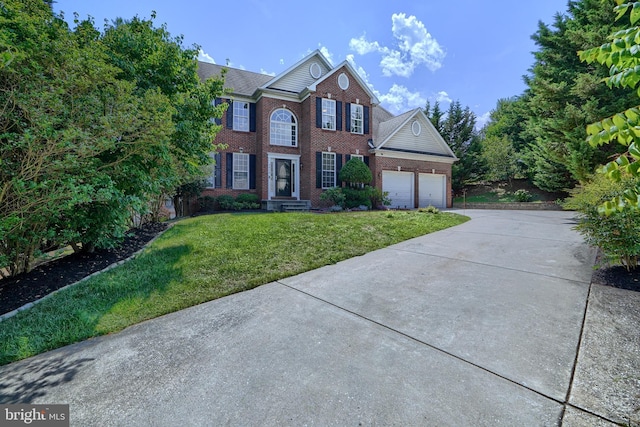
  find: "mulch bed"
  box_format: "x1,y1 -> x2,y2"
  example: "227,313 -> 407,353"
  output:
591,251 -> 640,292
0,222 -> 168,316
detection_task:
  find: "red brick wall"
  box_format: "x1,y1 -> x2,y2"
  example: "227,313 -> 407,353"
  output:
200,98 -> 261,200
200,69 -> 454,210
306,66 -> 374,206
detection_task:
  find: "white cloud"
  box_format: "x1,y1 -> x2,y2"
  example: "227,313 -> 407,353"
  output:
476,111 -> 491,130
349,13 -> 445,78
319,45 -> 334,65
349,35 -> 381,55
197,49 -> 216,64
435,91 -> 452,104
260,68 -> 276,77
377,84 -> 427,115
346,54 -> 372,89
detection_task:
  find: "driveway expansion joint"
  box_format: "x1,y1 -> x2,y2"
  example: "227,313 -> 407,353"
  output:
276,280 -> 566,407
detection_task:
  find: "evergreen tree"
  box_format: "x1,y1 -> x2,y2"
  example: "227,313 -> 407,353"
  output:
522,0 -> 637,191
425,101 -> 485,191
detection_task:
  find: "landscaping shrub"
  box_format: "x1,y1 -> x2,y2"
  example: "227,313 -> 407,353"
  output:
320,187 -> 346,208
216,195 -> 235,210
236,193 -> 259,205
343,187 -> 372,209
198,196 -> 216,211
564,174 -> 640,270
368,187 -> 391,209
513,189 -> 533,202
339,158 -> 372,187
418,206 -> 440,214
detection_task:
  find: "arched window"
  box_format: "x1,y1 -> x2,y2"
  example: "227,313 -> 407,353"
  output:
270,109 -> 297,147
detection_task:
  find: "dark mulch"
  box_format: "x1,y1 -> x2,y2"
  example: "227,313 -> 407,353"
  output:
591,251 -> 640,292
0,222 -> 169,316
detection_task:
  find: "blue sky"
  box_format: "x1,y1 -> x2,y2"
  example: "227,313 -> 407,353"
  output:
54,1 -> 568,127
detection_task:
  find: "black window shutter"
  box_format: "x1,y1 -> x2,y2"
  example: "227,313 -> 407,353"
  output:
249,154 -> 256,189
226,153 -> 233,188
214,98 -> 222,126
214,152 -> 222,187
226,100 -> 233,129
336,154 -> 343,185
249,103 -> 256,132
316,152 -> 322,188
336,101 -> 342,131
364,156 -> 370,167
345,103 -> 351,132
346,154 -> 351,163
316,97 -> 322,128
364,106 -> 370,134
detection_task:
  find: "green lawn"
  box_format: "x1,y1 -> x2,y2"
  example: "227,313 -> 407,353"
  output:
0,211 -> 468,366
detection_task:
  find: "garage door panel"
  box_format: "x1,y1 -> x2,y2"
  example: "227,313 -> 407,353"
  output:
383,171 -> 414,209
419,174 -> 445,208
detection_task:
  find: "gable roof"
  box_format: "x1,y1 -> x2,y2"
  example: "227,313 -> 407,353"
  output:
307,59 -> 380,105
372,108 -> 457,160
261,50 -> 333,93
197,50 -> 379,104
197,62 -> 272,97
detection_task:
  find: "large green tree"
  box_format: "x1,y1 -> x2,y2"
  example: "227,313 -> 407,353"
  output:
425,101 -> 484,191
0,1 -> 225,275
579,0 -> 640,214
521,0 -> 637,192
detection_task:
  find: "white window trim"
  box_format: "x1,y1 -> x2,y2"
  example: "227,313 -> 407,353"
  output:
351,103 -> 364,135
322,99 -> 336,131
412,120 -> 422,136
233,101 -> 249,132
321,152 -> 336,189
267,153 -> 300,200
270,108 -> 298,147
233,153 -> 249,190
351,154 -> 364,161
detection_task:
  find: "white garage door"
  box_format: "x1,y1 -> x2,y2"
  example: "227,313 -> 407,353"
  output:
419,173 -> 446,208
383,171 -> 414,209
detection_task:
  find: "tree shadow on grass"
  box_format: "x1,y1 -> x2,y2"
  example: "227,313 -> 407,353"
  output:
0,244 -> 192,367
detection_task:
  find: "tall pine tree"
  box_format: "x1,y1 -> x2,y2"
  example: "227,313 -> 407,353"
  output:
522,0 -> 637,192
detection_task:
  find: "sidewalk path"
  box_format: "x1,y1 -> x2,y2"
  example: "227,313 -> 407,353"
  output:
2,210 -> 628,426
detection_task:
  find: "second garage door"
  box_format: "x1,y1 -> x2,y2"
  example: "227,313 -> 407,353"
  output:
419,173 -> 446,208
383,171 -> 414,209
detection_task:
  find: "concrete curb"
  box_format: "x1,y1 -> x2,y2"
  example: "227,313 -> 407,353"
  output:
0,223 -> 174,323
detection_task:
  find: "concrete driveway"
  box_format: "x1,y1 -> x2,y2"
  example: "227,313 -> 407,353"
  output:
0,210 -> 614,425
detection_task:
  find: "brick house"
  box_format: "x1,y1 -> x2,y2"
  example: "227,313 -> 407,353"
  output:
197,50 -> 457,210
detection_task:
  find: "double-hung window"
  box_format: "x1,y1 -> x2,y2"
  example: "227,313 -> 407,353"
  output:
233,153 -> 249,190
233,101 -> 250,132
321,152 -> 336,188
350,104 -> 364,134
322,99 -> 336,130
